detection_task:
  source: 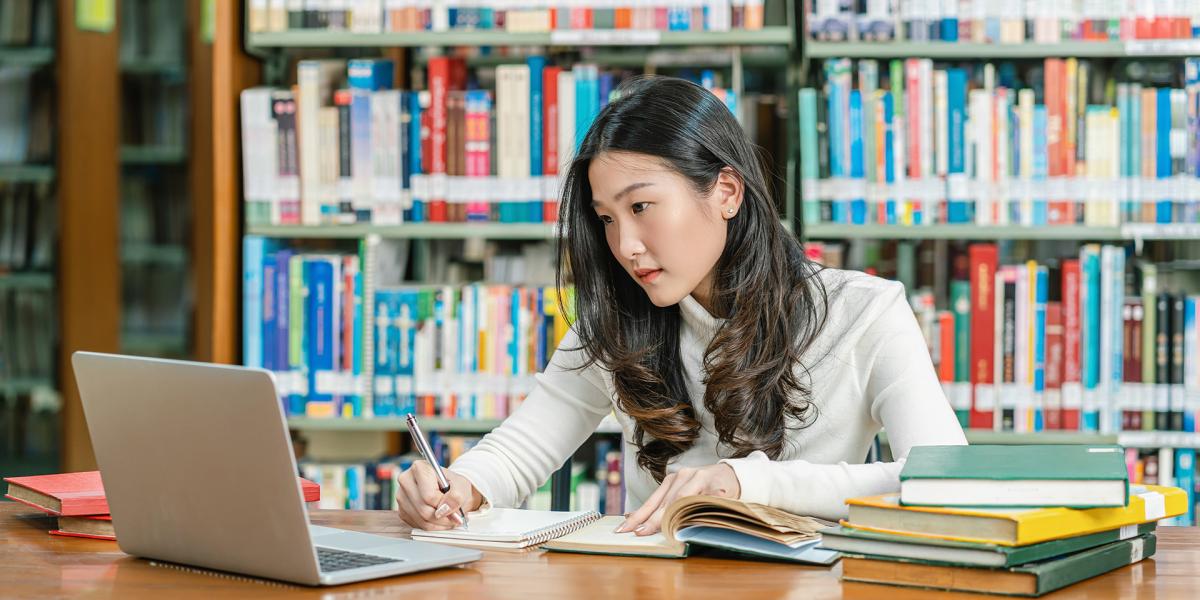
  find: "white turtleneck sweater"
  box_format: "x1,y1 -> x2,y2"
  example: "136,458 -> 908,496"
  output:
448,268 -> 967,521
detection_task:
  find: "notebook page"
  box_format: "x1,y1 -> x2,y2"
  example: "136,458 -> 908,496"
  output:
413,508 -> 598,543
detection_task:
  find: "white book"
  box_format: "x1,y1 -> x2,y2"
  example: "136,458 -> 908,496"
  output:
371,90 -> 404,225
970,89 -> 992,225
297,60 -> 346,225
1018,89 -> 1034,226
239,88 -> 280,224
351,0 -> 383,32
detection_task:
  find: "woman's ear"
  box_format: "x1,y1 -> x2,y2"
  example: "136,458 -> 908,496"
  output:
715,167 -> 744,220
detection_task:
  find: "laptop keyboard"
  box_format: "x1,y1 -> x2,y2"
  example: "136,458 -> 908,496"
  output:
316,546 -> 404,573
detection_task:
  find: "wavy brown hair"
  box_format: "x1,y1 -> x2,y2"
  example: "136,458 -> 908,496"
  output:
556,76 -> 831,482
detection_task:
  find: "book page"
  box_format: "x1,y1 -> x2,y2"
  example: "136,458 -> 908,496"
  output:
543,516 -> 685,557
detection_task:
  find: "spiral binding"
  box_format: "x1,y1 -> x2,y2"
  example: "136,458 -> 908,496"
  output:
527,511 -> 602,545
147,560 -> 301,590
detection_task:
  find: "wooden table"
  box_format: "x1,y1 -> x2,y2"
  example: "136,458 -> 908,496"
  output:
2,502 -> 1197,599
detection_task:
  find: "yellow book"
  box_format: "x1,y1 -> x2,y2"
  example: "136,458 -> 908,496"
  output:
843,484 -> 1186,547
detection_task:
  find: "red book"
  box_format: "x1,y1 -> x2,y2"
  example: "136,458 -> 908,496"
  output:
1044,301 -> 1064,430
5,472 -> 321,517
1124,298 -> 1144,431
427,57 -> 452,222
938,310 -> 955,383
1062,259 -> 1082,430
543,65 -> 562,223
51,515 -> 115,541
968,244 -> 998,429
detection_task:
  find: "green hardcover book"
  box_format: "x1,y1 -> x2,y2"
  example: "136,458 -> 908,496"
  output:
951,280 -> 972,428
798,88 -> 820,227
899,445 -> 1129,508
841,533 -> 1156,597
818,522 -> 1155,568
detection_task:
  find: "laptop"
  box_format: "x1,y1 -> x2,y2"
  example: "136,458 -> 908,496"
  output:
71,351 -> 481,586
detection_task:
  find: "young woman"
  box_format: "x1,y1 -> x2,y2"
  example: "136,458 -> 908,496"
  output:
395,76 -> 966,536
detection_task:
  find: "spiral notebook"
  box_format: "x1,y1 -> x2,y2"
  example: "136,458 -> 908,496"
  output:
411,508 -> 602,549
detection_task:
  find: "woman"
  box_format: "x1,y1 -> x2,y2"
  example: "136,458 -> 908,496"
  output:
395,76 -> 966,536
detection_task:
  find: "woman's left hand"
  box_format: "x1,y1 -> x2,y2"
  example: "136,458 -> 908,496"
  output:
615,463 -> 741,536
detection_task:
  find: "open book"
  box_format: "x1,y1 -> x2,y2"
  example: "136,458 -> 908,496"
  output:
543,495 -> 841,565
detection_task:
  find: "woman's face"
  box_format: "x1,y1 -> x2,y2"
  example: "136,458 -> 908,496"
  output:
588,151 -> 741,310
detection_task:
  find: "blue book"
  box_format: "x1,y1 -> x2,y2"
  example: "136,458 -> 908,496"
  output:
849,90 -> 865,224
1033,106 -> 1049,225
396,290 -> 419,416
946,69 -> 967,223
1175,449 -> 1197,526
373,290 -> 393,417
1185,297 -> 1197,433
825,60 -> 847,224
528,56 -> 547,223
274,250 -> 293,407
1156,88 -> 1172,223
598,72 -> 615,109
1081,247 -> 1102,431
242,237 -> 268,370
574,67 -> 591,152
408,92 -> 425,223
883,91 -> 896,224
1109,247 -> 1125,433
1034,266 -> 1048,431
305,258 -> 337,417
940,12 -> 958,42
262,251 -> 278,376
347,59 -> 394,223
348,258 -> 364,418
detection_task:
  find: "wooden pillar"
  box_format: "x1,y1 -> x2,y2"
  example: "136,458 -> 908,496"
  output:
199,0 -> 260,364
58,0 -> 121,472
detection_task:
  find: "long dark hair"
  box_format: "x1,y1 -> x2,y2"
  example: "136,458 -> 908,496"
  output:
556,76 -> 830,483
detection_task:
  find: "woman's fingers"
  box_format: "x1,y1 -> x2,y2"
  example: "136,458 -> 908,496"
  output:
616,472 -> 677,533
637,472 -> 706,535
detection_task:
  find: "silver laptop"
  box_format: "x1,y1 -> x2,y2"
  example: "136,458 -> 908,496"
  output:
72,351 -> 481,586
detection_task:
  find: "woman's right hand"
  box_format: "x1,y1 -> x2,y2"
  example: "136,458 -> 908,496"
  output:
395,461 -> 483,531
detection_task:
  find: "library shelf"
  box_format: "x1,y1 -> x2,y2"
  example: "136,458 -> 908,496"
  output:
0,164 -> 55,183
248,27 -> 794,50
805,40 -> 1200,59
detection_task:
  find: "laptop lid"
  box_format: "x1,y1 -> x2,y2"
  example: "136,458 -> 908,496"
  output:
72,352 -> 323,585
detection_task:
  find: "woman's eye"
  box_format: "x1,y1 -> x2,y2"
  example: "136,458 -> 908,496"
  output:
631,202 -> 648,214
598,215 -> 614,225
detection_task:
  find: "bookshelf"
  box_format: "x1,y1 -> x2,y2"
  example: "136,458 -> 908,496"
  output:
805,40 -> 1200,59
0,45 -> 54,67
219,0 -> 805,512
246,28 -> 795,50
801,8 -> 1200,524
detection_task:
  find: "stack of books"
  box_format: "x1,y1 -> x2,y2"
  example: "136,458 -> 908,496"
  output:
3,471 -> 322,541
821,445 -> 1188,596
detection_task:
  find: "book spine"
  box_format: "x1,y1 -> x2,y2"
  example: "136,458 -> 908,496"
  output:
969,243 -> 999,429
543,65 -> 561,223
1062,258 -> 1083,430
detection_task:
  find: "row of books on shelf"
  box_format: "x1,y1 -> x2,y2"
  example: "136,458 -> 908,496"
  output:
0,285 -> 54,383
0,0 -> 53,47
806,0 -> 1200,42
800,57 -> 1200,227
299,435 -> 626,515
242,237 -> 578,420
910,242 -> 1200,435
0,182 -> 53,272
248,0 -> 771,34
0,65 -> 52,165
241,57 -> 744,226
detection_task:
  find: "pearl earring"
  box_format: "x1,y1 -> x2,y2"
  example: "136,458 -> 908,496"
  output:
727,208 -> 734,214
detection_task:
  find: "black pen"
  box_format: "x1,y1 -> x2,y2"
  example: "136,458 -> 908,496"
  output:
405,414 -> 469,526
